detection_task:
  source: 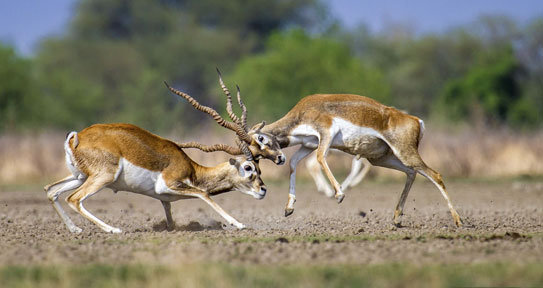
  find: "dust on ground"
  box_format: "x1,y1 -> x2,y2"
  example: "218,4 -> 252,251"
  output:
1,179 -> 542,266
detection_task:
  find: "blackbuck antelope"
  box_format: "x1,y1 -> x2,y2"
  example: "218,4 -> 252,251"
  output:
44,123 -> 266,233
305,152 -> 371,198
173,72 -> 462,227
264,94 -> 463,227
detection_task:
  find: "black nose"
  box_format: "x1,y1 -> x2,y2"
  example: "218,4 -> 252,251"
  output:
277,155 -> 286,165
261,187 -> 267,193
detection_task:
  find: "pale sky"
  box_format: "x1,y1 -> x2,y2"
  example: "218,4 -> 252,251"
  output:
329,0 -> 543,31
1,0 -> 542,56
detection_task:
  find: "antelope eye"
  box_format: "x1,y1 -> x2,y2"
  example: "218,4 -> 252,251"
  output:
244,165 -> 253,172
258,135 -> 268,144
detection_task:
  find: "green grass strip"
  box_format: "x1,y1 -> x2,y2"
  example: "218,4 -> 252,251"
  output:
1,262 -> 541,288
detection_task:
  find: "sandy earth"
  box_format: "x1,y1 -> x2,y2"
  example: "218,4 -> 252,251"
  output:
0,178 -> 542,266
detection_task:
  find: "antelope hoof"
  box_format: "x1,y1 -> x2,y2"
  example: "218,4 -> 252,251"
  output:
393,210 -> 403,227
69,226 -> 83,234
234,222 -> 246,230
285,194 -> 296,217
109,227 -> 123,234
284,208 -> 294,217
335,193 -> 345,204
455,218 -> 464,228
452,211 -> 464,227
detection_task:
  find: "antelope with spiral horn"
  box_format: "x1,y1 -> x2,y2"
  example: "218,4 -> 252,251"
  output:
44,113 -> 267,232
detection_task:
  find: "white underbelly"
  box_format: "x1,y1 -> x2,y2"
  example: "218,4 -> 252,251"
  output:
287,119 -> 391,159
108,158 -> 183,201
330,118 -> 389,159
288,124 -> 320,148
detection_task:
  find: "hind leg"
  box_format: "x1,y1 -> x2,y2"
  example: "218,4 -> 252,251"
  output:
44,175 -> 76,192
342,157 -> 371,191
387,143 -> 463,227
416,165 -> 463,227
66,174 -> 121,233
369,154 -> 416,227
161,200 -> 175,231
45,175 -> 85,233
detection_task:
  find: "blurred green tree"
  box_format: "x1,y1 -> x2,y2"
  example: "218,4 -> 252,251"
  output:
437,47 -> 538,128
0,44 -> 35,131
337,24 -> 483,118
178,0 -> 330,38
229,30 -> 389,122
514,18 -> 543,128
3,2 -> 542,132
30,0 -> 328,132
433,16 -> 541,128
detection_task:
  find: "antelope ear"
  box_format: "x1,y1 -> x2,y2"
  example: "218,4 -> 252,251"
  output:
229,158 -> 240,168
250,121 -> 266,132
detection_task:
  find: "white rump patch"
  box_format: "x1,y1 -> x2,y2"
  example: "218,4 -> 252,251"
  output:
64,132 -> 86,179
418,119 -> 425,142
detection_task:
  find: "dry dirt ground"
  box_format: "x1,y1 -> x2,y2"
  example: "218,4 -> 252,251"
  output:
1,177 -> 542,268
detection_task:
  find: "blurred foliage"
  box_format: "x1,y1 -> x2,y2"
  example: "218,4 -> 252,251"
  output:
0,45 -> 35,131
434,17 -> 542,129
0,1 -> 542,132
229,30 -> 389,122
336,16 -> 542,129
342,30 -> 483,117
13,0 -> 327,132
438,47 -> 523,126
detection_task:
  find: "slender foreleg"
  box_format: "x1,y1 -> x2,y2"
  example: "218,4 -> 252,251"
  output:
188,191 -> 245,229
305,152 -> 334,197
315,134 -> 344,203
285,146 -> 315,216
161,200 -> 175,231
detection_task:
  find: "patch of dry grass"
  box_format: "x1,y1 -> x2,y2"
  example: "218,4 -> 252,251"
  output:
0,131 -> 67,184
0,128 -> 541,185
420,128 -> 543,178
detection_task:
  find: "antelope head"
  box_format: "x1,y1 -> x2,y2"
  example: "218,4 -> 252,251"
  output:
227,156 -> 267,199
223,135 -> 267,199
246,121 -> 284,165
164,70 -> 286,165
216,69 -> 285,165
